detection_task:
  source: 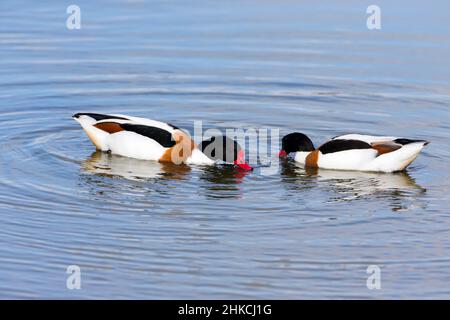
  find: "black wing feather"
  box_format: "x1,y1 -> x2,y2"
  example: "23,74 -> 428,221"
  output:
319,139 -> 372,154
120,123 -> 176,148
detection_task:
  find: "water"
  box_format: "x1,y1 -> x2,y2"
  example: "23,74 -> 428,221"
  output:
0,0 -> 449,299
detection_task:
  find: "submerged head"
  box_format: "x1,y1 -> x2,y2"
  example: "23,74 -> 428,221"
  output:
199,136 -> 253,171
279,132 -> 315,157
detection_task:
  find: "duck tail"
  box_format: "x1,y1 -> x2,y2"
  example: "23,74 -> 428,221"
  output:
72,113 -> 110,151
370,141 -> 429,172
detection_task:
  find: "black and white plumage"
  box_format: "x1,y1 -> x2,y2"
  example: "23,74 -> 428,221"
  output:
279,132 -> 429,172
73,113 -> 253,170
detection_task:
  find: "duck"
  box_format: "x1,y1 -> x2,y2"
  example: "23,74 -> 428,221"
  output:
278,132 -> 429,172
73,113 -> 253,170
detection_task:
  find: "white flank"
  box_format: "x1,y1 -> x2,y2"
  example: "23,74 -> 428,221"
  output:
318,149 -> 379,171
107,131 -> 167,160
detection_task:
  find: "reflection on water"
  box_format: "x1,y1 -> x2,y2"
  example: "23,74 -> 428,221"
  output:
198,165 -> 248,199
81,151 -> 247,200
280,159 -> 426,211
82,151 -> 191,181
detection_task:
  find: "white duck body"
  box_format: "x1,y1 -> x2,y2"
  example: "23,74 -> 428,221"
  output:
293,134 -> 428,173
73,113 -> 214,165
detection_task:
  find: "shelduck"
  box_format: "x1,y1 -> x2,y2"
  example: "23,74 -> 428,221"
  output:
73,113 -> 252,170
279,132 -> 429,172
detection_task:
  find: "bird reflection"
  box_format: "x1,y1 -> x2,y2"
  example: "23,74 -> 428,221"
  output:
81,152 -> 248,200
280,158 -> 426,211
81,151 -> 191,181
198,165 -> 248,199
